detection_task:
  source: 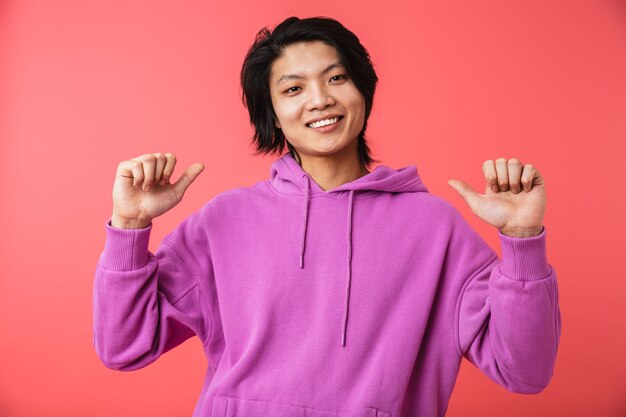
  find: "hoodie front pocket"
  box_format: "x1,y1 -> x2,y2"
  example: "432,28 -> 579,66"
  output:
210,395 -> 391,417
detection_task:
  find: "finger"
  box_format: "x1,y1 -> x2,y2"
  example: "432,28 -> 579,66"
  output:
172,163 -> 205,197
495,157 -> 509,191
482,160 -> 499,193
135,154 -> 156,191
521,164 -> 536,192
153,153 -> 167,185
117,160 -> 144,187
161,153 -> 177,185
507,158 -> 523,193
130,161 -> 144,188
447,178 -> 480,210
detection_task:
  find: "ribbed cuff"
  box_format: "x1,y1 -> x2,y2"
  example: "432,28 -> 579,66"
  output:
498,226 -> 551,281
99,218 -> 152,271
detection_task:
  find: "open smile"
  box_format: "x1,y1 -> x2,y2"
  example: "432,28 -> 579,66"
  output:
306,116 -> 344,132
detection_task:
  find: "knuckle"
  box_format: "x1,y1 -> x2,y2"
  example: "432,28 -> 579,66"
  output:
141,154 -> 156,162
482,159 -> 492,168
525,163 -> 534,170
496,157 -> 506,164
508,158 -> 520,165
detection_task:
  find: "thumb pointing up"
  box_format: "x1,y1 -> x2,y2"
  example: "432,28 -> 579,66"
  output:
173,163 -> 205,197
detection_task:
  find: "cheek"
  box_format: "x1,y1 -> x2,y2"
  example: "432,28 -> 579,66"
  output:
347,89 -> 366,114
275,102 -> 303,130
349,93 -> 366,126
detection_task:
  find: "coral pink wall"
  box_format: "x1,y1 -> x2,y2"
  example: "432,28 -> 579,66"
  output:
1,1 -> 625,416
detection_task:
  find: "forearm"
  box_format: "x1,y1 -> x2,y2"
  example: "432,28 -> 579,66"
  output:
93,218 -> 210,371
459,227 -> 561,393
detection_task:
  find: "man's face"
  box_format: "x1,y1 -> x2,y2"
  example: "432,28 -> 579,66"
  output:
269,41 -> 366,164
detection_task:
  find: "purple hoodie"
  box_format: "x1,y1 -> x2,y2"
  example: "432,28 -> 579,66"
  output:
93,152 -> 561,417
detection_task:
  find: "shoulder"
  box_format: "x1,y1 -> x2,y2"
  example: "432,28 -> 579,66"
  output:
165,181 -> 269,243
421,195 -> 495,259
401,192 -> 488,249
400,191 -> 464,224
196,180 -> 272,216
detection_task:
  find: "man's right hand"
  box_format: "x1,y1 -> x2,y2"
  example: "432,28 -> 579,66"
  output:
111,153 -> 204,229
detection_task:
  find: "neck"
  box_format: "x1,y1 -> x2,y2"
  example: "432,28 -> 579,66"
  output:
295,146 -> 370,191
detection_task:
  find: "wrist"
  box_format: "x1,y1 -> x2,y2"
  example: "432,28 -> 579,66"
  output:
499,225 -> 543,238
102,218 -> 151,270
111,214 -> 151,229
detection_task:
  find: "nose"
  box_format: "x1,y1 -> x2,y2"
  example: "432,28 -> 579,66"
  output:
305,83 -> 335,111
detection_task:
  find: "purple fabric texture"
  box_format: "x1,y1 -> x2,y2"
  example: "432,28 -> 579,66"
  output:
93,152 -> 561,417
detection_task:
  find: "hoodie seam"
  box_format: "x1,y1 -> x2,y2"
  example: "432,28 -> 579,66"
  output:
161,239 -> 214,357
454,252 -> 499,357
395,176 -> 421,187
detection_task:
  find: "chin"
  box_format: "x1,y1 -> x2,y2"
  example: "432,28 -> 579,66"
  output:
290,135 -> 357,160
309,144 -> 350,157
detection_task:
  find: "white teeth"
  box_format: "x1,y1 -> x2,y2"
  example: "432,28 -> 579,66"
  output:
308,117 -> 339,128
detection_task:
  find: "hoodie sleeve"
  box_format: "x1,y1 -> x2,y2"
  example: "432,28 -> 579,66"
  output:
453,212 -> 561,394
93,208 -> 213,371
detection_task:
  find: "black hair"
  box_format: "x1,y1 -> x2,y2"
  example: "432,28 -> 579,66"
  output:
240,16 -> 379,169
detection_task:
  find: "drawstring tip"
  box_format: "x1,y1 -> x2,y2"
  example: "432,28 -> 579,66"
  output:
299,254 -> 304,269
341,331 -> 346,346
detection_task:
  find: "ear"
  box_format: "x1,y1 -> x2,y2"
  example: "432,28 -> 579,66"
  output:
274,119 -> 281,129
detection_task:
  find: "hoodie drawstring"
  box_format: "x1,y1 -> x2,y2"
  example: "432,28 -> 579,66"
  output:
341,190 -> 355,346
299,174 -> 355,347
300,174 -> 310,269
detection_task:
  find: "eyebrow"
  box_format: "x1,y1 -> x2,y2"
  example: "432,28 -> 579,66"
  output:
275,62 -> 344,85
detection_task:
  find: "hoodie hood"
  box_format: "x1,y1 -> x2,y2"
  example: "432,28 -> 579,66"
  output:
269,152 -> 429,347
270,152 -> 428,196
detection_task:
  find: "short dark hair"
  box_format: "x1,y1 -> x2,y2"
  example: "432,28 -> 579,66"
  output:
240,16 -> 379,169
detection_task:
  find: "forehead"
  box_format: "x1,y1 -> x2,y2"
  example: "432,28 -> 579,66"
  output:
270,41 -> 343,83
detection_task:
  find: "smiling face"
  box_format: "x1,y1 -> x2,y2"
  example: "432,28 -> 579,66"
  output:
269,41 -> 366,165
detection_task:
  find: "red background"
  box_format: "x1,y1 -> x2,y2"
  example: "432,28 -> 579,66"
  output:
1,1 -> 625,416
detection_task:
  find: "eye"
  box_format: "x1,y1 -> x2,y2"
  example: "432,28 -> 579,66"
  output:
330,74 -> 349,82
284,86 -> 301,94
